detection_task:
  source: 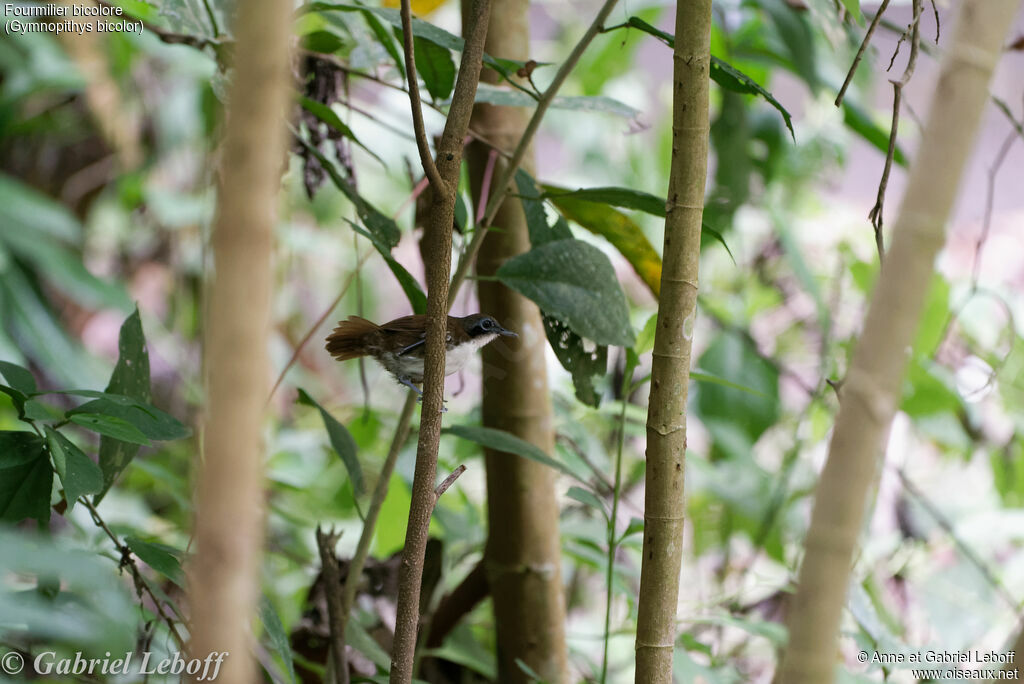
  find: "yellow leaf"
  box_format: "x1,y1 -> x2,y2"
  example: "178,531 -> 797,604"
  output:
381,0 -> 447,16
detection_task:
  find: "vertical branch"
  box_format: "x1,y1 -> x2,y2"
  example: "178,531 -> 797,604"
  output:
187,0 -> 292,674
633,0 -> 713,681
466,0 -> 569,680
388,2 -> 492,682
777,1 -> 1023,681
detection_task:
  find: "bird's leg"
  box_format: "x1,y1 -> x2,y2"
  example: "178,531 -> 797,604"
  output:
399,375 -> 448,414
398,376 -> 423,396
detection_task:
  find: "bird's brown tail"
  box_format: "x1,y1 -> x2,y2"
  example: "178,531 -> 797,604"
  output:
325,316 -> 380,361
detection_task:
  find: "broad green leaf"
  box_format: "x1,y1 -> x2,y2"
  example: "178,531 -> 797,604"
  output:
0,359 -> 37,395
496,239 -> 634,347
68,397 -> 190,441
299,96 -> 386,165
757,0 -> 818,91
543,186 -> 666,217
0,528 -> 136,653
842,100 -> 908,167
913,275 -> 950,356
902,358 -> 962,417
0,174 -> 79,241
696,332 -> 779,455
95,309 -> 152,501
307,4 -> 529,77
70,414 -> 151,446
301,29 -> 350,55
617,18 -> 794,138
544,188 -> 662,296
0,431 -> 51,524
473,83 -> 640,120
543,315 -> 607,408
297,389 -> 364,495
566,485 -> 608,520
361,7 -> 405,78
44,427 -> 103,512
260,597 -> 297,684
635,314 -> 658,355
515,170 -> 572,247
0,263 -> 107,388
0,176 -> 131,312
413,35 -> 455,100
125,537 -> 186,587
444,424 -> 577,480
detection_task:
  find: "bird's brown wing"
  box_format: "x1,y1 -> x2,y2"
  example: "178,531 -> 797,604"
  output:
325,316 -> 381,360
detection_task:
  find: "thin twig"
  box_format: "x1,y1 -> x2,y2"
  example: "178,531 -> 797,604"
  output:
835,0 -> 892,107
81,496 -> 187,649
316,526 -> 350,684
895,468 -> 1020,612
340,391 -> 418,624
447,0 -> 623,308
433,465 -> 466,503
868,0 -> 923,262
267,249 -> 371,402
399,0 -> 445,193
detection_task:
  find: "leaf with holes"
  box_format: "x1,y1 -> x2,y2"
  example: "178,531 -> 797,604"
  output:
497,239 -> 634,347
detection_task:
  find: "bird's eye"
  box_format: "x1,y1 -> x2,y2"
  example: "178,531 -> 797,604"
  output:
481,319 -> 492,330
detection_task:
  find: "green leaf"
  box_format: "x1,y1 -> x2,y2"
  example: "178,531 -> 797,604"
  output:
635,314 -> 658,355
515,170 -> 572,247
0,179 -> 131,311
301,29 -> 349,54
361,7 -> 405,78
902,358 -> 962,417
618,17 -> 794,138
69,413 -> 152,446
307,4 -> 528,77
260,597 -> 297,684
841,100 -> 908,167
125,537 -> 186,587
299,96 -> 386,166
757,0 -> 818,91
95,308 -> 153,501
44,427 -> 103,512
413,35 -> 455,101
497,239 -> 634,347
696,332 -> 780,455
542,315 -> 607,408
296,135 -> 402,251
543,187 -> 662,296
67,397 -> 190,441
0,359 -> 37,395
297,389 -> 364,495
444,424 -> 577,480
347,220 -> 426,314
566,485 -> 608,520
473,83 -> 640,120
543,186 -> 666,217
0,431 -> 51,524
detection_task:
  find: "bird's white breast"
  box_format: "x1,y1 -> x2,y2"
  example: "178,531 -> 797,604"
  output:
443,333 -> 497,375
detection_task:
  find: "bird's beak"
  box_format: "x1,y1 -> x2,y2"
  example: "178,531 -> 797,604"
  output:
496,324 -> 518,338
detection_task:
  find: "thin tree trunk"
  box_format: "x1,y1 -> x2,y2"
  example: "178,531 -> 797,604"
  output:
388,2 -> 492,682
186,0 -> 292,679
777,1 -> 1022,681
465,1 -> 569,681
633,0 -> 712,681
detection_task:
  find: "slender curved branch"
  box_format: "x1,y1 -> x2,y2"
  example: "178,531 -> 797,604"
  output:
399,0 -> 445,193
447,0 -> 622,308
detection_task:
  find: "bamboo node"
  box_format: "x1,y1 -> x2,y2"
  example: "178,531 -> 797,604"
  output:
946,42 -> 1001,72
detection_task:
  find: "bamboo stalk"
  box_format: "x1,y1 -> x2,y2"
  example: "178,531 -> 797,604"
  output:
633,0 -> 713,681
777,1 -> 1023,681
